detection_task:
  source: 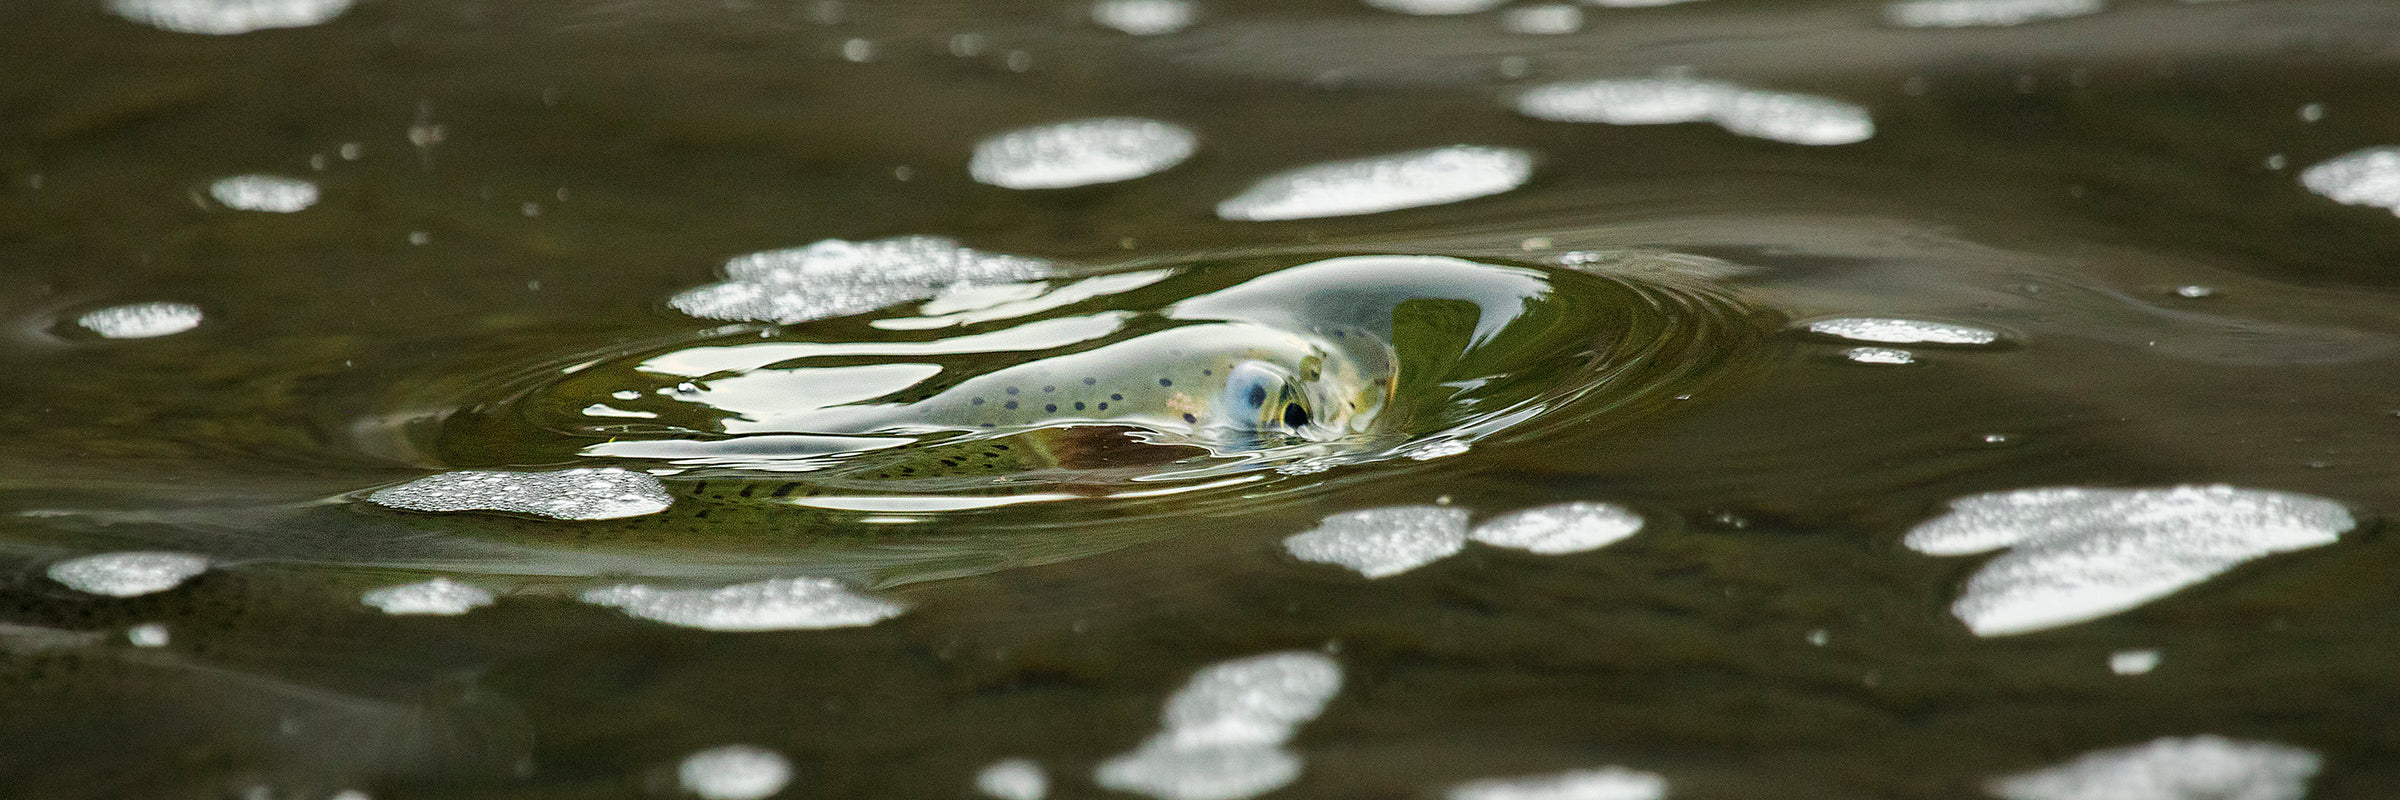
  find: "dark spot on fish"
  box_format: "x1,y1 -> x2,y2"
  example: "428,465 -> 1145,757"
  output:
691,481 -> 709,495
1045,404 -> 1058,412
1005,401 -> 1019,410
1044,385 -> 1055,393
1183,413 -> 1197,423
1333,329 -> 1346,338
1083,377 -> 1096,385
772,483 -> 798,498
1111,393 -> 1124,401
1097,402 -> 1108,410
1006,387 -> 1020,395
693,509 -> 712,519
738,485 -> 757,498
1202,368 -> 1213,376
981,423 -> 996,428
1159,378 -> 1173,387
994,444 -> 1011,451
972,397 -> 985,405
1074,402 -> 1086,410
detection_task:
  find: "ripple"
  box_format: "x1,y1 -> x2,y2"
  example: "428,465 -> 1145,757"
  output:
1469,502 -> 1643,554
670,236 -> 1060,324
366,468 -> 673,520
580,577 -> 906,631
1284,506 -> 1470,578
1091,0 -> 1198,36
1096,652 -> 1342,800
678,744 -> 794,800
46,551 -> 209,597
1803,317 -> 2002,345
360,578 -> 496,616
1446,767 -> 1669,800
75,301 -> 203,339
1884,0 -> 2104,28
1987,736 -> 2319,800
976,758 -> 1050,800
2299,147 -> 2400,214
1216,146 -> 1534,221
208,174 -> 319,212
1516,78 -> 1872,146
1904,485 -> 2351,636
970,118 -> 1198,189
107,0 -> 353,34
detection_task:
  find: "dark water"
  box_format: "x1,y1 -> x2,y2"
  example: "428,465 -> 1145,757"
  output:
9,0 -> 2400,798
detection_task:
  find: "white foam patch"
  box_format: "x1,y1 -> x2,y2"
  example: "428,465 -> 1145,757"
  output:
76,301 -> 203,339
108,0 -> 354,34
1500,4 -> 1583,34
1095,652 -> 1342,800
678,744 -> 794,800
976,758 -> 1049,800
1845,347 -> 1917,365
2109,648 -> 2161,675
208,174 -> 319,212
670,236 -> 1060,324
1988,735 -> 2320,800
1470,502 -> 1643,554
47,552 -> 209,597
1092,0 -> 1198,35
1285,506 -> 1470,578
1446,767 -> 1670,800
1587,0 -> 1706,5
2300,147 -> 2400,214
1363,0 -> 1508,14
361,578 -> 496,616
970,118 -> 1198,189
1517,77 -> 1872,145
581,577 -> 906,631
1217,146 -> 1533,221
1884,0 -> 2103,28
126,623 -> 171,648
1904,485 -> 2351,636
1805,317 -> 2001,345
366,467 -> 672,520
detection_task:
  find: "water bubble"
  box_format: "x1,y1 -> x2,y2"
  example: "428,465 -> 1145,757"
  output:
2299,147 -> 2400,215
1844,347 -> 1917,365
208,174 -> 319,212
1091,0 -> 1197,35
125,623 -> 170,648
2108,649 -> 2161,675
2174,285 -> 2215,298
1883,0 -> 2103,28
677,744 -> 793,800
1283,506 -> 1470,578
1445,767 -> 1668,800
1987,735 -> 2319,800
361,578 -> 497,616
1500,4 -> 1583,34
47,552 -> 209,597
107,0 -> 354,34
75,301 -> 203,339
1804,317 -> 2002,345
1095,652 -> 1341,800
1904,485 -> 2351,636
1215,145 -> 1534,221
2299,102 -> 2326,123
1469,502 -> 1642,554
1515,77 -> 1872,146
970,118 -> 1198,189
976,758 -> 1049,800
671,236 -> 1060,324
368,467 -> 672,520
581,577 -> 906,631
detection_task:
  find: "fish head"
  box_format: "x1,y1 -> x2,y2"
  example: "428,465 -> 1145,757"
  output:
1199,346 -> 1391,447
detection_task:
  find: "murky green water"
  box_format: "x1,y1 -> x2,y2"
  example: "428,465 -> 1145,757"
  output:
11,0 -> 2400,798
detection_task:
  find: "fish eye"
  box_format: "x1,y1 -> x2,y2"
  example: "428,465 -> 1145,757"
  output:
1245,384 -> 1267,407
1283,403 -> 1309,428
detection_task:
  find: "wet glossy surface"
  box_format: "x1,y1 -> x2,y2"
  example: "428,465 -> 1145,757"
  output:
11,0 -> 2400,798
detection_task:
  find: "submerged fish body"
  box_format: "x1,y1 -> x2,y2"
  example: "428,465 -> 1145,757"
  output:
811,321 -> 1393,451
